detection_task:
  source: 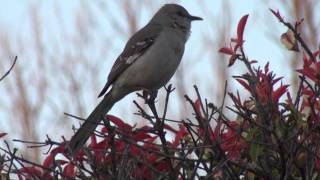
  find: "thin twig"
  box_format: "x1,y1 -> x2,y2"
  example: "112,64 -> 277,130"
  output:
0,56 -> 17,82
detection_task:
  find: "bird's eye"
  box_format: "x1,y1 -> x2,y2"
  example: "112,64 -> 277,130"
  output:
177,11 -> 186,17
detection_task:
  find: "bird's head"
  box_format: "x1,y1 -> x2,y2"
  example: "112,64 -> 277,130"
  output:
151,4 -> 202,31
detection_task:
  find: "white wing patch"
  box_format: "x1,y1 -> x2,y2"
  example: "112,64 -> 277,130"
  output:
136,41 -> 147,46
125,53 -> 140,64
125,40 -> 153,65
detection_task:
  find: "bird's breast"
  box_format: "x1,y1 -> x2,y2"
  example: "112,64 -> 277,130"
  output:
113,30 -> 186,91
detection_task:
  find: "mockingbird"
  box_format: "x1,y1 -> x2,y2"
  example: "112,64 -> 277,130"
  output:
68,4 -> 202,155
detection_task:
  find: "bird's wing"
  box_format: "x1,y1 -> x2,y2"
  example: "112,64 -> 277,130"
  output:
98,24 -> 163,97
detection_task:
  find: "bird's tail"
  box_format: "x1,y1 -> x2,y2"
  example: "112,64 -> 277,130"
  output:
68,92 -> 116,155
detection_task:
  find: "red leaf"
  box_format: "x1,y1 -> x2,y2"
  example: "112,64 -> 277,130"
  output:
236,79 -> 251,92
302,86 -> 314,97
17,167 -> 43,178
42,154 -> 54,168
164,124 -> 178,134
297,68 -> 317,82
133,131 -> 151,141
43,145 -> 66,168
302,51 -> 313,67
147,154 -> 158,163
173,124 -> 188,147
56,160 -> 68,165
115,141 -> 126,151
90,134 -> 97,146
107,115 -> 132,130
156,161 -> 171,172
219,47 -> 234,55
138,126 -> 153,132
228,54 -> 238,67
219,121 -> 249,161
194,98 -> 202,115
42,172 -> 54,180
316,157 -> 320,171
0,133 -> 7,139
130,145 -> 140,155
313,50 -> 320,61
237,14 -> 249,47
272,77 -> 283,86
90,139 -> 108,151
146,136 -> 157,143
63,163 -> 76,178
270,9 -> 283,21
75,149 -> 86,160
50,145 -> 65,155
272,85 -> 289,102
143,136 -> 159,151
249,60 -> 258,64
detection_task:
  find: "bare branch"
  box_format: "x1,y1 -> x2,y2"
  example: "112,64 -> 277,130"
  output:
0,56 -> 17,82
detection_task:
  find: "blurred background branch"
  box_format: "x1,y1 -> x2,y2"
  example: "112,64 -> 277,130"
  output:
0,56 -> 17,81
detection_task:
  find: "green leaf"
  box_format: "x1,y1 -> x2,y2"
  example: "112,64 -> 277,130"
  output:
248,127 -> 263,162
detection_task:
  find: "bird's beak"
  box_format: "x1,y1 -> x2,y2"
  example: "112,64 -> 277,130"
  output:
188,14 -> 203,21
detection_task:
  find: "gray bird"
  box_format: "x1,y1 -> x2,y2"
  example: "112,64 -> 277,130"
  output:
68,3 -> 202,155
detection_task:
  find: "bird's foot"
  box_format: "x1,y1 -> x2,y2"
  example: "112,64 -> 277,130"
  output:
142,89 -> 158,104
